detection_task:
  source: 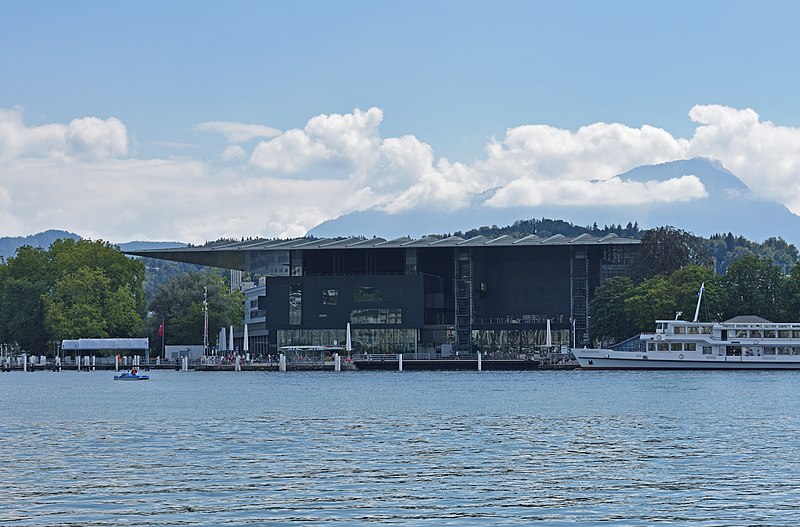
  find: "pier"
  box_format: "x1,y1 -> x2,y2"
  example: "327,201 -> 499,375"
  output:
2,352 -> 578,372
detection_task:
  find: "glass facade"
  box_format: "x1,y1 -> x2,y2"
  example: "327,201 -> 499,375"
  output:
277,328 -> 417,354
350,308 -> 402,324
471,328 -> 569,357
354,287 -> 382,302
323,289 -> 339,305
246,250 -> 290,276
289,285 -> 302,325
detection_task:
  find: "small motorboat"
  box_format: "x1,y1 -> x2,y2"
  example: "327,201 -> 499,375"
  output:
113,371 -> 150,380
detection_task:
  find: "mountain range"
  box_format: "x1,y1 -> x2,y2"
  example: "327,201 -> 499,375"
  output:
2,157 -> 799,258
309,157 -> 800,246
0,230 -> 186,260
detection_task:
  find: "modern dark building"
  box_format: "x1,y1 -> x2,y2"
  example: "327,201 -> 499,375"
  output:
129,233 -> 638,356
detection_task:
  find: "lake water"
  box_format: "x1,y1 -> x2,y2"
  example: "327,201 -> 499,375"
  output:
2,369 -> 800,526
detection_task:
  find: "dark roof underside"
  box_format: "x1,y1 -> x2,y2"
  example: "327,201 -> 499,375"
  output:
126,234 -> 639,269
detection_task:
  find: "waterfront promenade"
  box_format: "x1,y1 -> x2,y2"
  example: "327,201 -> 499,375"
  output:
1,352 -> 578,372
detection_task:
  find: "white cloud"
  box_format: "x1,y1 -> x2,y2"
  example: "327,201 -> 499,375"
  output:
2,104 -> 800,243
249,107 -> 383,174
196,121 -> 281,143
0,108 -> 128,162
221,145 -> 246,161
249,128 -> 335,173
487,175 -> 707,207
66,116 -> 128,159
687,104 -> 800,213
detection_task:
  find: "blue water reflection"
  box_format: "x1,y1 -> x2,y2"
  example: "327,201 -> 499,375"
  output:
1,370 -> 799,525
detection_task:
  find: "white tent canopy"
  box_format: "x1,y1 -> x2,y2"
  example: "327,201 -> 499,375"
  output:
61,338 -> 149,351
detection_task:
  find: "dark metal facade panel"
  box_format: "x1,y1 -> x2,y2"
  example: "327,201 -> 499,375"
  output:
265,274 -> 426,330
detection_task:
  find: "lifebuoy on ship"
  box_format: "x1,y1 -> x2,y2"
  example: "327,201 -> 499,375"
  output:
655,334 -> 663,340
679,354 -> 684,359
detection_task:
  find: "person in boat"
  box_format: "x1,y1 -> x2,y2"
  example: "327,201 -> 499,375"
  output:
131,367 -> 137,376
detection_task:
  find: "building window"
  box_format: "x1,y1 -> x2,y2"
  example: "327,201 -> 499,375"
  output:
289,285 -> 302,325
354,286 -> 382,302
323,289 -> 339,305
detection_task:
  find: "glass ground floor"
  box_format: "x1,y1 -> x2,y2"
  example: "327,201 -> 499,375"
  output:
275,326 -> 569,356
277,328 -> 417,354
471,328 -> 569,356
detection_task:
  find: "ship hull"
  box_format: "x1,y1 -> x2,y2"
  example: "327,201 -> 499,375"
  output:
572,349 -> 800,370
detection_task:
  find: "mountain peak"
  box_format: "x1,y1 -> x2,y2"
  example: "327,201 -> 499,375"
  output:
618,157 -> 748,194
308,158 -> 798,245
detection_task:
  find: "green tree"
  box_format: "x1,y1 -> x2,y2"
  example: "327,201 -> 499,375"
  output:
49,238 -> 146,314
666,265 -> 723,322
631,226 -> 711,282
784,262 -> 800,320
722,255 -> 785,320
589,276 -> 635,343
0,246 -> 50,353
148,271 -> 243,345
623,276 -> 675,335
0,239 -> 146,351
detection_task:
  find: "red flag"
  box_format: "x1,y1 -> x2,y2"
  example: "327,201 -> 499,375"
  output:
157,319 -> 165,337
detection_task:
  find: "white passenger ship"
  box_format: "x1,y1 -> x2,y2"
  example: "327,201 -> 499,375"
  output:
572,284 -> 800,369
573,316 -> 800,369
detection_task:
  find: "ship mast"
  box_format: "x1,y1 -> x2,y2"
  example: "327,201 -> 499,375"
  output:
692,282 -> 705,322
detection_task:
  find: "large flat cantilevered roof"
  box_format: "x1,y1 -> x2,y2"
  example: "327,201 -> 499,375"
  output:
125,233 -> 639,269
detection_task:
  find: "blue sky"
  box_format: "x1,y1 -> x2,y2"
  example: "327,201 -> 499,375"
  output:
2,1 -> 800,243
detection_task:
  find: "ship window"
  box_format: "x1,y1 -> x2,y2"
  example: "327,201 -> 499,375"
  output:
674,326 -> 685,334
778,330 -> 791,338
792,347 -> 800,355
670,343 -> 682,351
726,346 -> 742,356
684,343 -> 696,351
656,322 -> 665,332
735,330 -> 748,338
793,330 -> 800,339
750,330 -> 762,338
764,330 -> 776,338
778,346 -> 791,355
687,326 -> 699,334
657,343 -> 669,352
701,326 -> 712,334
702,346 -> 712,355
764,347 -> 776,355
647,342 -> 656,352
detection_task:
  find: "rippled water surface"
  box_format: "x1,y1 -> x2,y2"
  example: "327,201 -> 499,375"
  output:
2,369 -> 800,526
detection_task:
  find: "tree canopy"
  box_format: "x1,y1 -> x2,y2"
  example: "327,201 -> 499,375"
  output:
0,240 -> 146,352
590,258 -> 800,345
147,271 -> 243,346
630,226 -> 713,282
